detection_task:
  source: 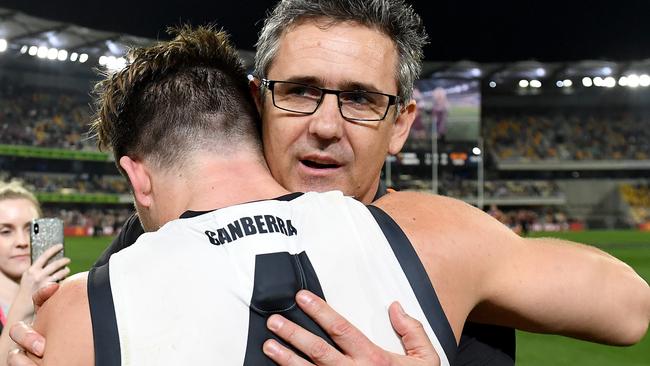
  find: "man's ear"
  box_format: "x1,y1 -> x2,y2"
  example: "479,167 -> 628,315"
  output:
119,156 -> 153,208
249,76 -> 263,115
388,99 -> 417,155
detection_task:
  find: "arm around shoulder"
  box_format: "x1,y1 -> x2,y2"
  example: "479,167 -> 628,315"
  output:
31,272 -> 94,366
374,191 -> 650,346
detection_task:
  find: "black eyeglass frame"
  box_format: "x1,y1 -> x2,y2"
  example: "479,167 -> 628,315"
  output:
261,78 -> 401,122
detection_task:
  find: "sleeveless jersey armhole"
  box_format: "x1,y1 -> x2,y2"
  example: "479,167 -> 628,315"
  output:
367,204 -> 457,364
88,263 -> 121,366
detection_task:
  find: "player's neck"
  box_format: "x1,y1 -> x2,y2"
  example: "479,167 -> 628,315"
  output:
179,155 -> 289,212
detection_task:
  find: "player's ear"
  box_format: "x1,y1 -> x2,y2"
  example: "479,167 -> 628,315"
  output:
388,99 -> 416,155
119,156 -> 153,209
249,75 -> 263,115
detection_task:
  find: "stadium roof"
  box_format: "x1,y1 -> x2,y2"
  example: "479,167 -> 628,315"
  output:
0,5 -> 649,90
0,8 -> 152,63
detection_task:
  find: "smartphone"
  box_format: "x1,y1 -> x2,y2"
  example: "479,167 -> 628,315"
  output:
30,218 -> 65,265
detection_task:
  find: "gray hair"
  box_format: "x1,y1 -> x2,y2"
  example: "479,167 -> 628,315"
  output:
254,0 -> 428,103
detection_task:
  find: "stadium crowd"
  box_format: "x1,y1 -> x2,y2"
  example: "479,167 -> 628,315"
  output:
487,205 -> 574,234
0,84 -> 95,150
439,179 -> 563,199
0,172 -> 129,195
41,207 -> 131,236
483,111 -> 650,161
393,176 -> 563,199
620,182 -> 650,227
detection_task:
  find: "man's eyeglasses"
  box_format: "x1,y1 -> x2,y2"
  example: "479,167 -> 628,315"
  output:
261,79 -> 400,122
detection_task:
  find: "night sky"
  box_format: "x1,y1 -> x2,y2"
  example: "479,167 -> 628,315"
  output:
0,0 -> 649,63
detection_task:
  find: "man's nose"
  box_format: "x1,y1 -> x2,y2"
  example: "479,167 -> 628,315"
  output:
307,94 -> 345,141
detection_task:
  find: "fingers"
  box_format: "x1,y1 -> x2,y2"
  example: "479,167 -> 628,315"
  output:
266,314 -> 343,365
9,321 -> 45,357
294,290 -> 369,357
33,282 -> 60,309
41,257 -> 71,275
48,267 -> 70,283
262,339 -> 314,366
388,302 -> 439,362
32,244 -> 64,268
7,348 -> 40,366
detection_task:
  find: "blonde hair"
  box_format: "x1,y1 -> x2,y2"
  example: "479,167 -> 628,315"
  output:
0,181 -> 42,217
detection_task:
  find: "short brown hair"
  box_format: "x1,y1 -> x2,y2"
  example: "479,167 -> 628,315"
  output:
91,25 -> 261,175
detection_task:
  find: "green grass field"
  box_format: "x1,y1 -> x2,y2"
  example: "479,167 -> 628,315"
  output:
64,230 -> 650,365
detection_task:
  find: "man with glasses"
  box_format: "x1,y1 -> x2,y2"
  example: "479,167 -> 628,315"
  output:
9,0 -> 650,365
261,79 -> 400,122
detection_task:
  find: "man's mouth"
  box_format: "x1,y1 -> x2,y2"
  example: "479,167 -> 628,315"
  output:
300,159 -> 341,169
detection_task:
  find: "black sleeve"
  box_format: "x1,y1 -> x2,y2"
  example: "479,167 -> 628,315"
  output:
92,212 -> 145,268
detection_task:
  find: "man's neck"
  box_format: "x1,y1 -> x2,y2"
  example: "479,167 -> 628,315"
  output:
177,155 -> 290,214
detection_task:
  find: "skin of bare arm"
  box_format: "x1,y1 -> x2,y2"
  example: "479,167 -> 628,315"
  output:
29,273 -> 93,366
374,191 -> 650,346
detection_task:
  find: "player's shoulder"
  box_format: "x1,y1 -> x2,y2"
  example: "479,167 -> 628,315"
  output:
34,272 -> 94,365
33,272 -> 89,336
47,272 -> 89,310
373,190 -> 476,218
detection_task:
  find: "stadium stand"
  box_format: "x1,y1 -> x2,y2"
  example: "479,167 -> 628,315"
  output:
0,7 -> 649,235
620,183 -> 650,229
483,112 -> 650,162
0,85 -> 95,150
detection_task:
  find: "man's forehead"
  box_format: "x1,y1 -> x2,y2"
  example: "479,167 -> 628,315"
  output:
271,20 -> 398,91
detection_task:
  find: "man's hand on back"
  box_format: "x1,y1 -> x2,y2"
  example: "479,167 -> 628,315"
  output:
263,290 -> 440,366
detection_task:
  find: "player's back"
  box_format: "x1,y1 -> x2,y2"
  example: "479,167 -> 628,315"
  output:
88,191 -> 456,366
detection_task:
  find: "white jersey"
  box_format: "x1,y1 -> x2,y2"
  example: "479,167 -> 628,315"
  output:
88,191 -> 456,366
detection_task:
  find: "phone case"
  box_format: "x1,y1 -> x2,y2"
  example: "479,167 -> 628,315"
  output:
30,218 -> 65,265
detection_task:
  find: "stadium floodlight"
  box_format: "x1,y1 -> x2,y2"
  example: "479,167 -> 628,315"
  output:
470,68 -> 481,77
535,68 -> 545,77
582,77 -> 593,87
593,76 -> 604,87
556,80 -> 564,88
70,52 -> 78,62
601,66 -> 612,75
79,53 -> 88,63
627,74 -> 640,88
105,56 -> 127,71
28,46 -> 38,56
563,79 -> 573,87
37,46 -> 48,58
20,45 -> 28,54
47,48 -> 58,60
640,74 -> 650,87
472,147 -> 482,155
618,76 -> 628,86
98,55 -> 107,66
530,79 -> 542,88
518,79 -> 529,88
0,39 -> 7,52
489,81 -> 496,88
57,49 -> 68,61
604,76 -> 616,88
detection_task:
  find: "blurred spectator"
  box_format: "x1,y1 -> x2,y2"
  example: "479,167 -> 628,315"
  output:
483,111 -> 650,161
487,206 -> 573,234
1,173 -> 129,195
620,183 -> 650,227
0,85 -> 95,150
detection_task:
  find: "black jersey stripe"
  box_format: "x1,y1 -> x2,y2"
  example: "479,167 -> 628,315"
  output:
88,263 -> 121,366
180,193 -> 305,219
367,205 -> 457,364
243,251 -> 337,365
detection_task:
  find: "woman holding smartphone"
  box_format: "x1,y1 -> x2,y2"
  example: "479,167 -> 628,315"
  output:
0,181 -> 70,364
